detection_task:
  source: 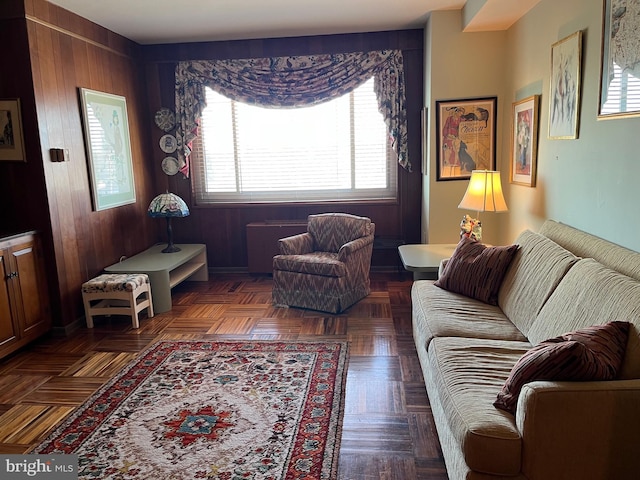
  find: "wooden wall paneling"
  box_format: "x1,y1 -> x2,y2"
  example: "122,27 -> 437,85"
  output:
31,22 -> 80,326
75,35 -> 109,283
0,15 -> 61,329
30,24 -> 79,326
26,19 -> 71,326
400,47 -> 424,245
14,0 -> 159,328
144,62 -> 168,202
0,0 -> 24,18
0,14 -> 59,311
66,38 -> 94,282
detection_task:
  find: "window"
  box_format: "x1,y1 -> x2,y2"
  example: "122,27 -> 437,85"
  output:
191,78 -> 397,205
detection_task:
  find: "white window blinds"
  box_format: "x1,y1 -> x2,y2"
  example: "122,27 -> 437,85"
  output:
191,78 -> 397,205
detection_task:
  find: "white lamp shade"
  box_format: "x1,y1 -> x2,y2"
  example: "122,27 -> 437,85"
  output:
458,170 -> 508,213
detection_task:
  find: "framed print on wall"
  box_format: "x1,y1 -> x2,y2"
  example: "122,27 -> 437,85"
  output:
435,97 -> 496,181
79,88 -> 136,211
510,95 -> 539,187
549,31 -> 582,139
599,0 -> 640,118
0,98 -> 26,162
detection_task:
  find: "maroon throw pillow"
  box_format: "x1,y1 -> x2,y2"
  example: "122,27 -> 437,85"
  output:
434,237 -> 519,305
494,321 -> 630,414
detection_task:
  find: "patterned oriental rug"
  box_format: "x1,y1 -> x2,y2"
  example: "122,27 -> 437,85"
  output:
33,340 -> 349,479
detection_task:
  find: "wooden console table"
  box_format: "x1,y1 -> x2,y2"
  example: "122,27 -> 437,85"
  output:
105,244 -> 208,313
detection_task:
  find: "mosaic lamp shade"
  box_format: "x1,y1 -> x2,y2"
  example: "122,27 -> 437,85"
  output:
458,170 -> 508,242
148,192 -> 190,253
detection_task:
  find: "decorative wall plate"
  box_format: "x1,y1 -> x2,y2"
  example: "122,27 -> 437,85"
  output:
154,108 -> 175,132
161,156 -> 180,176
159,134 -> 177,153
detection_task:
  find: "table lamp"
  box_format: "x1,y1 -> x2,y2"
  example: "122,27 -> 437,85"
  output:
148,192 -> 190,253
458,170 -> 508,242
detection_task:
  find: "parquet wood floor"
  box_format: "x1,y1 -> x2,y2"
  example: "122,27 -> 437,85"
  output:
0,272 -> 448,479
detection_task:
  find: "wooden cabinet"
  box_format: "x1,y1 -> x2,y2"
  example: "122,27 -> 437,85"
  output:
0,232 -> 51,359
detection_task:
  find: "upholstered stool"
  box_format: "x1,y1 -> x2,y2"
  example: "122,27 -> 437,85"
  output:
81,273 -> 154,329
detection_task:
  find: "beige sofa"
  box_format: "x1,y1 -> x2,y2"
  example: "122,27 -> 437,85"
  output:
412,220 -> 640,480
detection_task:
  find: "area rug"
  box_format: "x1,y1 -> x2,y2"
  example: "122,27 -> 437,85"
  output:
32,340 -> 349,479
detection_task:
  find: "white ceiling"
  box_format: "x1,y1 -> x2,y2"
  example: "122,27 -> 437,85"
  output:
46,0 -> 540,45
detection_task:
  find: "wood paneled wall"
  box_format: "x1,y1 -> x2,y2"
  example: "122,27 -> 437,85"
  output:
1,0 -> 157,329
142,30 -> 424,270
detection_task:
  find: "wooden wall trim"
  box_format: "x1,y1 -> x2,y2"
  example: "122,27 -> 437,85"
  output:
25,14 -> 134,58
142,29 -> 424,63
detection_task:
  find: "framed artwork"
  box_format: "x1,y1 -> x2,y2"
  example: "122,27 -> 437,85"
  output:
510,95 -> 540,187
435,97 -> 497,181
598,0 -> 640,118
0,98 -> 26,162
80,88 -> 136,211
549,31 -> 582,139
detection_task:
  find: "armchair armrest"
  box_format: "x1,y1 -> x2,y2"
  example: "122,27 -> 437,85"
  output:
278,232 -> 314,255
516,379 -> 640,479
338,235 -> 374,261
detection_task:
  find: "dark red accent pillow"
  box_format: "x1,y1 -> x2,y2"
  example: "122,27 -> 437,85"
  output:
494,321 -> 630,414
434,237 -> 519,305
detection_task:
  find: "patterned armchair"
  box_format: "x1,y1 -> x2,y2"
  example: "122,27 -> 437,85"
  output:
272,213 -> 375,314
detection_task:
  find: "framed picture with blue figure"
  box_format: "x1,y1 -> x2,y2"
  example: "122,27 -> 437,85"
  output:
80,88 -> 136,211
510,95 -> 540,187
435,97 -> 497,181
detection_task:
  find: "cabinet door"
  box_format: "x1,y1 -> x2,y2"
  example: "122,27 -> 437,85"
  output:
10,239 -> 50,335
0,249 -> 19,347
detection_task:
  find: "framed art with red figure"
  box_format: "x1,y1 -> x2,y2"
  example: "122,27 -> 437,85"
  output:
510,95 -> 540,187
435,97 -> 497,181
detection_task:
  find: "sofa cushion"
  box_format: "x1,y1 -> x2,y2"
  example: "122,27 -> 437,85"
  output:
528,258 -> 640,379
426,337 -> 531,475
435,238 -> 519,305
498,230 -> 579,336
494,321 -> 630,413
412,281 -> 527,351
539,219 -> 640,282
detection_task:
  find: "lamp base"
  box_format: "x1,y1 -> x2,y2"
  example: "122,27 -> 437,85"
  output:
161,217 -> 181,253
460,214 -> 482,242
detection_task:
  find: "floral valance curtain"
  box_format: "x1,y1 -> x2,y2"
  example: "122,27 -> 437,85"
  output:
174,50 -> 409,177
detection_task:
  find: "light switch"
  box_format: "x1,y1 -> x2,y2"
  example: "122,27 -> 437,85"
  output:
49,148 -> 69,162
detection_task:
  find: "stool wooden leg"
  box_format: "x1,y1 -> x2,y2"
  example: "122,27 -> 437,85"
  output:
82,294 -> 94,328
129,291 -> 140,329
